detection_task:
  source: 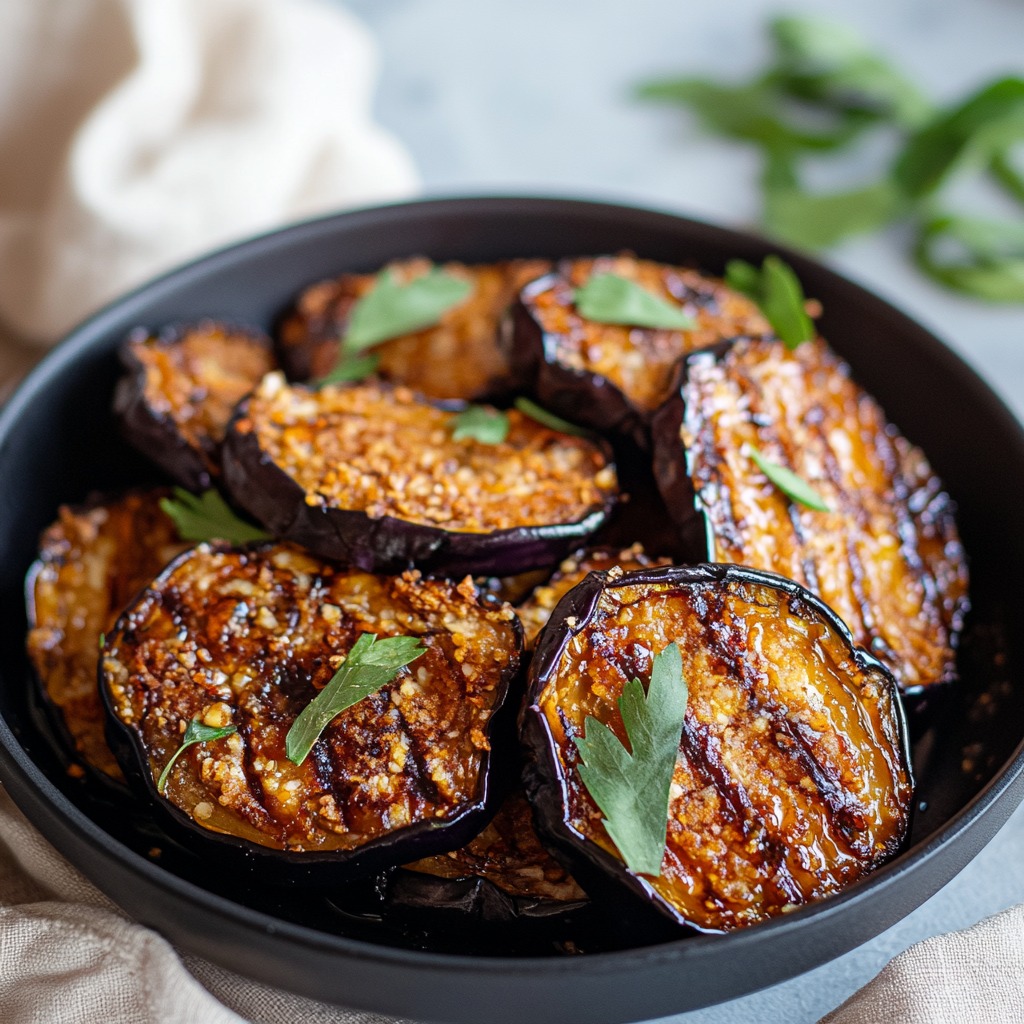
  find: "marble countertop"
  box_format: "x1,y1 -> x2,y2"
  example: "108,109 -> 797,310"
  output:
341,0 -> 1024,1020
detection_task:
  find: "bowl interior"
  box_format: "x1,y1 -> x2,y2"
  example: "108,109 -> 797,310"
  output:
1,197 -> 1023,1023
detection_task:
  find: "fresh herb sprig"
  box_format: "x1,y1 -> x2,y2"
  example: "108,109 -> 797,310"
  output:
725,256 -> 815,348
160,488 -> 271,544
285,633 -> 426,766
746,443 -> 831,512
315,351 -> 380,387
574,272 -> 696,330
345,266 -> 473,352
157,719 -> 237,794
575,643 -> 688,876
637,17 -> 1024,301
452,405 -> 510,444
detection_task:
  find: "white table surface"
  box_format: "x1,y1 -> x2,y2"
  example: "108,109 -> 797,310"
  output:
340,0 -> 1024,1020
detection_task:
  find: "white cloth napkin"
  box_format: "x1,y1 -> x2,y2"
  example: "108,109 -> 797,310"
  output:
0,0 -> 417,349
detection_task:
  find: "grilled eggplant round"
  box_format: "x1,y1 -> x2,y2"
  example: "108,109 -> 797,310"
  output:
101,543 -> 522,876
508,255 -> 769,445
113,321 -> 276,490
651,335 -> 969,693
521,563 -> 913,933
26,490 -> 187,780
221,375 -> 618,576
277,257 -> 551,399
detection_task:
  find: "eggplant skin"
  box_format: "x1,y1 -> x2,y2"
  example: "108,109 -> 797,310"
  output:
276,257 -> 551,399
222,375 -> 618,577
521,564 -> 913,934
517,544 -> 672,647
102,544 -> 522,876
508,254 -> 769,446
113,321 -> 276,490
24,489 -> 187,780
651,336 -> 969,694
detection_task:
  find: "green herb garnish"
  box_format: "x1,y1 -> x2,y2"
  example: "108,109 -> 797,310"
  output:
574,642 -> 688,877
159,488 -> 271,544
725,256 -> 815,348
636,18 -> 1024,302
285,633 -> 426,766
452,405 -> 510,444
315,351 -> 380,387
157,718 -> 237,794
513,397 -> 591,437
344,266 -> 473,353
746,443 -> 831,512
574,272 -> 695,330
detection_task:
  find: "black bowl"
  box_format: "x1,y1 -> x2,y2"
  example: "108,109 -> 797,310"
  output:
2,197 -> 1023,1024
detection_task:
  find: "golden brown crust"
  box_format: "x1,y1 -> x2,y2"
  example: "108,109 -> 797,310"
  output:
517,544 -> 672,647
675,337 -> 969,691
277,258 -> 551,399
524,255 -> 769,413
25,491 -> 187,779
236,376 -> 618,534
405,791 -> 585,901
103,545 -> 521,853
124,321 -> 275,483
533,572 -> 912,931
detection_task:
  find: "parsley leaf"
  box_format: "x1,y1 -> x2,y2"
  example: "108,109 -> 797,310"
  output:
746,443 -> 831,511
344,267 -> 473,353
285,633 -> 426,766
159,488 -> 271,544
725,256 -> 816,348
315,351 -> 380,387
157,718 -> 237,794
574,643 -> 688,877
574,272 -> 695,330
513,397 -> 591,437
451,405 -> 510,444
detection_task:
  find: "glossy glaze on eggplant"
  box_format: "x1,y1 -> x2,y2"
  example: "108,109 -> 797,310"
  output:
509,254 -> 769,444
651,336 -> 969,693
277,257 -> 551,399
25,490 -> 187,780
114,321 -> 276,490
517,544 -> 672,647
521,564 -> 913,933
102,544 -> 521,870
222,375 -> 618,576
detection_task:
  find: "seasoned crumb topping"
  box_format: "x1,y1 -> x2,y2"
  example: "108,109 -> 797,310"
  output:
238,376 -> 617,533
517,543 -> 671,646
103,544 -> 520,853
538,574 -> 912,931
278,258 -> 551,399
525,254 -> 770,412
132,321 -> 275,469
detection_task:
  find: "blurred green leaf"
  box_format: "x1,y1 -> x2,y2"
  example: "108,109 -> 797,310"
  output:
914,214 -> 1024,301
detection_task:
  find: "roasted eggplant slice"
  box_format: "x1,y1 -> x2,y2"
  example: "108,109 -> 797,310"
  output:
509,255 -> 769,444
114,321 -> 276,490
222,375 -> 618,576
651,336 -> 969,693
277,258 -> 551,399
517,544 -> 672,647
101,544 -> 522,875
391,788 -> 589,928
25,490 -> 187,780
521,564 -> 914,933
